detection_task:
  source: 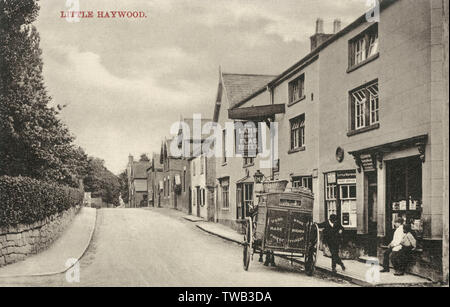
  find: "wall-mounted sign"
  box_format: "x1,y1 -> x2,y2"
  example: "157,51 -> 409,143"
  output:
360,153 -> 376,172
336,170 -> 356,184
327,172 -> 336,184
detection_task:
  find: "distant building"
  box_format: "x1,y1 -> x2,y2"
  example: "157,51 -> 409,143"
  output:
147,153 -> 164,208
127,155 -> 151,208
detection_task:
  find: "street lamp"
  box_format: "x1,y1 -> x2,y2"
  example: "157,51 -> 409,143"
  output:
253,170 -> 265,184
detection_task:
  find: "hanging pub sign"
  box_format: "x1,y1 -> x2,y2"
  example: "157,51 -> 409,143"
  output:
359,153 -> 376,172
235,121 -> 261,157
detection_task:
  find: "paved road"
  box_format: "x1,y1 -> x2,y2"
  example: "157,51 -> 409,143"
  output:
0,208 -> 352,287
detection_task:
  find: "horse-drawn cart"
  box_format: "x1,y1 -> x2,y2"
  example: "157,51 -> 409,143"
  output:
242,188 -> 319,275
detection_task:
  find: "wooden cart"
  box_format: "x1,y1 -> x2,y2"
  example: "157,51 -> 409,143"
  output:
242,189 -> 319,275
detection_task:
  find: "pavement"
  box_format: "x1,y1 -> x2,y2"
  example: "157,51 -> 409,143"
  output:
192,218 -> 434,287
0,207 -> 353,286
0,207 -> 96,278
182,215 -> 204,222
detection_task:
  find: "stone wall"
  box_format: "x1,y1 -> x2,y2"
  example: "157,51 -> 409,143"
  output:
0,205 -> 80,267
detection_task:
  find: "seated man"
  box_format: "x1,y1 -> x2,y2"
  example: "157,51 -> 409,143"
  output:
391,224 -> 417,275
380,217 -> 405,273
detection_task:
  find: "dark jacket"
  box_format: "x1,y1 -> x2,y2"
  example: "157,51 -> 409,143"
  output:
318,220 -> 344,247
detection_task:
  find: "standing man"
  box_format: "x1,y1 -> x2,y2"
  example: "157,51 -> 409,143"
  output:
318,214 -> 346,273
380,217 -> 405,273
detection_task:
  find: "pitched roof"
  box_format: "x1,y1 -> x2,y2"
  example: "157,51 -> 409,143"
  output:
180,117 -> 213,141
132,161 -> 151,179
152,153 -> 163,170
221,73 -> 277,109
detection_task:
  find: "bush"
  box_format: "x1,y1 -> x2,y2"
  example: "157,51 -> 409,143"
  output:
0,175 -> 83,227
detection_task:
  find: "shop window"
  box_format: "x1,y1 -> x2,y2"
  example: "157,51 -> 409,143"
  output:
387,156 -> 423,236
290,114 -> 305,151
288,74 -> 305,104
349,80 -> 379,132
349,23 -> 378,69
325,171 -> 357,229
292,176 -> 313,192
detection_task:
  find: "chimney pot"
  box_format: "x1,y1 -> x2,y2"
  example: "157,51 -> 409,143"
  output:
333,19 -> 341,33
315,18 -> 324,34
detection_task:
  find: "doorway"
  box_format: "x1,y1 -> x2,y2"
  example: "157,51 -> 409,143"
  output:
196,186 -> 201,217
236,183 -> 253,220
188,187 -> 192,215
367,171 -> 378,256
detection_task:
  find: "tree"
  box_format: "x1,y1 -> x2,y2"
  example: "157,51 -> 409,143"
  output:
118,170 -> 129,205
83,157 -> 121,206
139,153 -> 150,162
0,0 -> 86,187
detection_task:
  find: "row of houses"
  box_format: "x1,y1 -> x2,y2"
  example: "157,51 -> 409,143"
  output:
127,0 -> 448,282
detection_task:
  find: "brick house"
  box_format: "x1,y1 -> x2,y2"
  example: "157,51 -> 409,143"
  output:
146,153 -> 164,207
127,155 -> 151,208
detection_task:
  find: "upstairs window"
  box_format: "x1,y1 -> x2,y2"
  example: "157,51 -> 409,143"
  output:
242,127 -> 255,167
349,23 -> 378,69
288,74 -> 305,104
222,129 -> 227,164
349,80 -> 379,133
290,114 -> 305,150
292,176 -> 313,192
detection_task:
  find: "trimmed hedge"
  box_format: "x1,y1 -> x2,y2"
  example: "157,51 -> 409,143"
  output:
0,175 -> 83,228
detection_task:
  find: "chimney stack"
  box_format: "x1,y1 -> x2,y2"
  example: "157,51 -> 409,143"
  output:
128,154 -> 134,165
333,19 -> 341,33
310,18 -> 333,51
315,18 -> 324,34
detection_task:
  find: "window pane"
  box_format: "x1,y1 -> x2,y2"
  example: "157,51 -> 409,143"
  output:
349,185 -> 357,198
341,185 -> 348,199
368,33 -> 379,57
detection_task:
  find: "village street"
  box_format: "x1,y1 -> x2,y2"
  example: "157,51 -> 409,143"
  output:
0,208 -> 351,287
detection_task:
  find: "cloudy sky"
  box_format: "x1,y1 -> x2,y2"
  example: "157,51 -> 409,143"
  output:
35,0 -> 368,174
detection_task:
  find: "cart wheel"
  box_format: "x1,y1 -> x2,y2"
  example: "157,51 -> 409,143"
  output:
305,223 -> 319,276
243,217 -> 253,271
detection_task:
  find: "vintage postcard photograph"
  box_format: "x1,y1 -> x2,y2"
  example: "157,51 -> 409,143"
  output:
0,0 -> 448,294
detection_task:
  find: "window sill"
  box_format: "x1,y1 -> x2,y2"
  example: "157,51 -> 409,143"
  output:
221,162 -> 228,167
288,146 -> 306,154
347,123 -> 380,137
221,207 -> 230,211
243,162 -> 255,168
347,53 -> 379,73
287,95 -> 306,107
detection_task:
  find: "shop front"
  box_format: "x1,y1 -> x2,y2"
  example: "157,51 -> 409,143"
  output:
347,135 -> 443,280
